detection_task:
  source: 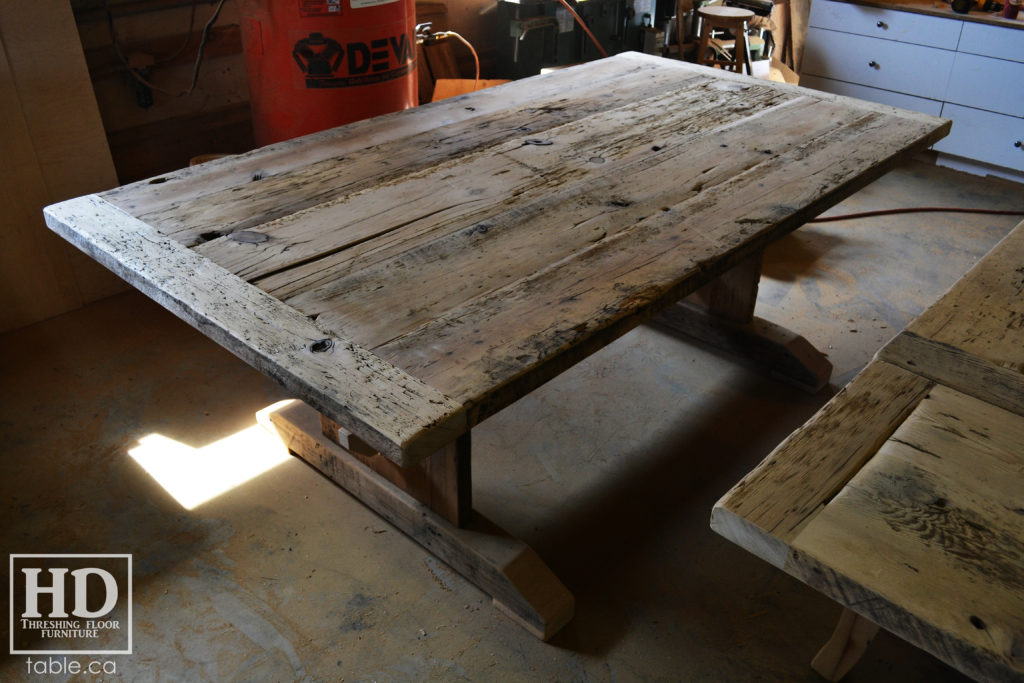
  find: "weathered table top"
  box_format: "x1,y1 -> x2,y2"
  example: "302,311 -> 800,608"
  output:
712,220 -> 1024,681
44,52 -> 948,466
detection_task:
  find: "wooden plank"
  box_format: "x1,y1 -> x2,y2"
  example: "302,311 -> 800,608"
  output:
43,195 -> 466,466
366,102 -> 944,412
225,81 -> 799,295
656,248 -> 831,392
878,219 -> 1024,415
684,248 -> 763,325
810,609 -> 881,682
710,360 -> 933,568
789,385 -> 1024,682
653,302 -> 832,392
263,400 -> 574,641
100,55 -> 705,232
423,39 -> 462,82
320,414 -> 472,527
248,81 -> 799,302
881,332 -> 1024,418
101,53 -> 948,247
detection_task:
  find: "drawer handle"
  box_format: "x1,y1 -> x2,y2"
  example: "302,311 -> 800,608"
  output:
868,60 -> 879,69
876,20 -> 888,28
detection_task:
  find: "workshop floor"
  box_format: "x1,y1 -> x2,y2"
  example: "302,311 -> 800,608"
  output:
2,159 -> 1022,682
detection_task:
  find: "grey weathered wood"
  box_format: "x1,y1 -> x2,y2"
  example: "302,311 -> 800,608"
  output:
685,248 -> 764,325
878,218 -> 1024,417
319,413 -> 472,527
711,359 -> 933,567
660,248 -> 832,392
100,56 -> 703,228
264,400 -> 574,641
45,53 -> 949,460
880,332 -> 1024,418
811,609 -> 881,682
791,386 -> 1024,682
43,195 -> 466,466
713,221 -> 1024,682
653,301 -> 833,392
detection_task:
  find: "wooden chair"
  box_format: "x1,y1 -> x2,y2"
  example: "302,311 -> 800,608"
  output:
696,5 -> 755,74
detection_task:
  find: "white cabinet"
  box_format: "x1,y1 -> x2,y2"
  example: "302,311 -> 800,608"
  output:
945,52 -> 1024,117
799,75 -> 944,115
806,1 -> 962,47
932,104 -> 1024,171
957,21 -> 1023,62
803,30 -> 956,100
801,0 -> 1024,177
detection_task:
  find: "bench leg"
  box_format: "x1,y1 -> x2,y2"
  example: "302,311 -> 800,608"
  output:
810,608 -> 880,681
259,400 -> 575,641
653,249 -> 833,392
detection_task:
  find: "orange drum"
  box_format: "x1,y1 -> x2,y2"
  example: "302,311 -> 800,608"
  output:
239,0 -> 417,145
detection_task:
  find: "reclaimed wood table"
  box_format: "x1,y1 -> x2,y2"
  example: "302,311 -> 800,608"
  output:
712,220 -> 1024,681
45,52 -> 948,640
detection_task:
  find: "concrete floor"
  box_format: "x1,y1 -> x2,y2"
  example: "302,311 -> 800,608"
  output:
2,160 -> 1022,682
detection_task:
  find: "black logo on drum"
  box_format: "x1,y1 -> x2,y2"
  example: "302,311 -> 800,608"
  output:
292,32 -> 415,88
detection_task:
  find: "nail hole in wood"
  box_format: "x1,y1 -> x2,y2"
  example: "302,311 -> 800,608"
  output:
310,339 -> 334,353
149,177 -> 168,184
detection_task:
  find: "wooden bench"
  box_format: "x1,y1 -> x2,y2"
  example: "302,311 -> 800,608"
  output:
712,219 -> 1024,682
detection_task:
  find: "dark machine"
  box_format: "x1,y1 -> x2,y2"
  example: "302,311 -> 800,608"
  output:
494,0 -> 774,79
494,0 -> 677,78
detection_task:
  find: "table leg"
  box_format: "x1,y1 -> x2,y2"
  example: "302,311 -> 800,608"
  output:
653,249 -> 833,392
319,413 -> 472,527
261,400 -> 575,641
810,608 -> 881,681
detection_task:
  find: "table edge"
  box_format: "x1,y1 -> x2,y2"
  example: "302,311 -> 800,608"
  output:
43,194 -> 467,466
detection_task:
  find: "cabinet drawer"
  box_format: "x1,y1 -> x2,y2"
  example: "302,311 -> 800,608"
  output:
803,29 -> 956,100
807,0 -> 963,48
945,52 -> 1024,117
957,22 -> 1024,63
933,103 -> 1024,171
800,75 -> 944,116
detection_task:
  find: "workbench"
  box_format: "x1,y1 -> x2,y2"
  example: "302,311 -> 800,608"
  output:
45,52 -> 948,639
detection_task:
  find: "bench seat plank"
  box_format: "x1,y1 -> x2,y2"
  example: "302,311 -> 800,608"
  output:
791,385 -> 1024,681
879,221 -> 1024,416
714,220 -> 1024,682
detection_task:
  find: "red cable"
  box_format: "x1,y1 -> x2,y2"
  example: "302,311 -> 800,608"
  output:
809,207 -> 1024,223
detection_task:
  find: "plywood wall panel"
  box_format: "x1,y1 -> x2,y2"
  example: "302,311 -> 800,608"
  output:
0,1 -> 127,333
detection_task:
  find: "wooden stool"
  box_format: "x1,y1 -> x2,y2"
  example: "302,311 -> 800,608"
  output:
696,5 -> 755,75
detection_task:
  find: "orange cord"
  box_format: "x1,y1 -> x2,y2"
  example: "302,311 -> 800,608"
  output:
436,31 -> 480,91
555,0 -> 609,58
810,207 -> 1024,223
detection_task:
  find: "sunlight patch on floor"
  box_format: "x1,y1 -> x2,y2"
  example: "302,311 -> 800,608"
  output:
129,400 -> 296,509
